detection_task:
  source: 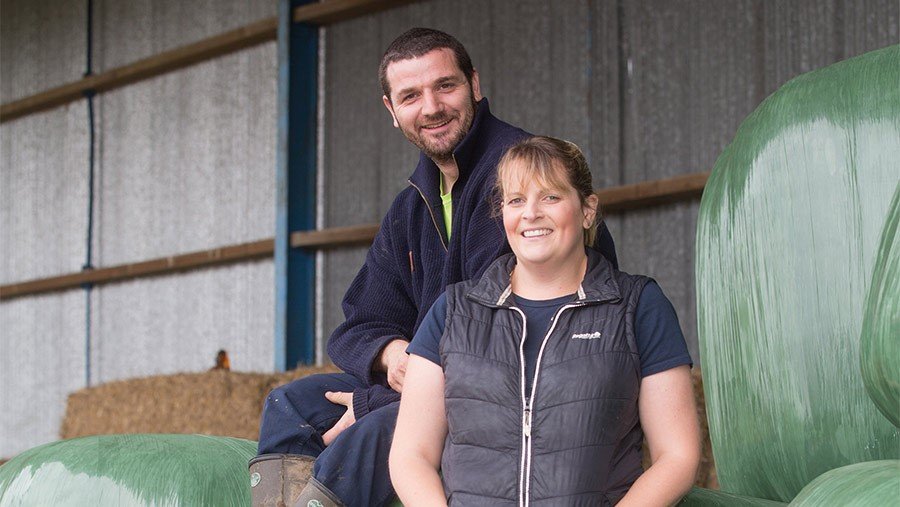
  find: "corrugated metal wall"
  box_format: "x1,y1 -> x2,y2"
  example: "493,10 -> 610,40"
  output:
1,0 -> 93,461
0,0 -> 278,458
319,0 -> 899,364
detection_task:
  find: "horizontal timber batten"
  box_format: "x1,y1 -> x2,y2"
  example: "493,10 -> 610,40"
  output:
599,171 -> 709,212
0,239 -> 275,300
0,172 -> 708,300
0,0 -> 420,122
292,0 -> 419,24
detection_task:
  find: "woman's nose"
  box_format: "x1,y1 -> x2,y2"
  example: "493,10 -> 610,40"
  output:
523,200 -> 542,220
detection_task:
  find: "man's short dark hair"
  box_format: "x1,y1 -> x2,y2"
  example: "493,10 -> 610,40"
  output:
379,27 -> 475,100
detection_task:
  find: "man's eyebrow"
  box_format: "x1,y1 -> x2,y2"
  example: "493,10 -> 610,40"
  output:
394,85 -> 418,98
434,75 -> 461,85
394,75 -> 462,98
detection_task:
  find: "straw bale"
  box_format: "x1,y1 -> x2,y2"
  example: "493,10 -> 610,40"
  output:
693,368 -> 718,489
61,365 -> 338,441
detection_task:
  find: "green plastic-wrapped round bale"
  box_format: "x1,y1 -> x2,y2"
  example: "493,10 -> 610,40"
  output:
860,185 -> 900,428
696,44 -> 900,502
788,460 -> 900,506
0,434 -> 256,506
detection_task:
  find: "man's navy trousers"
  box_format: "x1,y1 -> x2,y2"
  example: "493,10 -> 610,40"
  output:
257,373 -> 398,507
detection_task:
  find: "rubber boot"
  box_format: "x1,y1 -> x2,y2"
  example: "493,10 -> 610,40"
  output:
293,477 -> 344,507
249,453 -> 316,507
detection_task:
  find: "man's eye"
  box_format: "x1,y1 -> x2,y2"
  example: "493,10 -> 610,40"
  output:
402,93 -> 418,103
439,82 -> 454,90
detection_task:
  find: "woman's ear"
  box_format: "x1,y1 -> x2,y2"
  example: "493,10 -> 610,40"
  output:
583,193 -> 599,228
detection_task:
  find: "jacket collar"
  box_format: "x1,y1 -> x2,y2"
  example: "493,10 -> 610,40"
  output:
408,97 -> 495,203
466,248 -> 622,307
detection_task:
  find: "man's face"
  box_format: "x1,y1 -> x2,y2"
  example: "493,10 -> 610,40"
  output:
382,48 -> 482,163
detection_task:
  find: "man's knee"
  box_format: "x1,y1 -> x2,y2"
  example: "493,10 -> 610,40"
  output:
263,373 -> 348,419
357,402 -> 401,435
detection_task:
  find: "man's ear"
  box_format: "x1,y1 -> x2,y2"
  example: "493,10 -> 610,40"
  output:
471,69 -> 483,102
382,95 -> 399,128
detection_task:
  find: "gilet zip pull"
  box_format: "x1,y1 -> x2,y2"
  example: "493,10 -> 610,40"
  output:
523,407 -> 532,438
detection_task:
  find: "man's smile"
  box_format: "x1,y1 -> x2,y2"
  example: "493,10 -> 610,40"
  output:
420,117 -> 453,132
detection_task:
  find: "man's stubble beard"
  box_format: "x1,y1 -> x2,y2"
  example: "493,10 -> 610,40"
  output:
402,92 -> 478,165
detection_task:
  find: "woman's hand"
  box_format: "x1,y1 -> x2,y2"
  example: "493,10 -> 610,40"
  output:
389,354 -> 449,506
617,365 -> 700,506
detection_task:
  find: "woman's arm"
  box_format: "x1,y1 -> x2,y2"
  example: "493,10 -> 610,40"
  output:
389,354 -> 448,506
617,365 -> 700,506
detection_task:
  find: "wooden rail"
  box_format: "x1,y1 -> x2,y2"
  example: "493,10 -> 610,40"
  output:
293,0 -> 418,24
599,171 -> 709,212
0,239 -> 274,300
0,0 -> 418,122
290,223 -> 381,248
0,173 -> 709,300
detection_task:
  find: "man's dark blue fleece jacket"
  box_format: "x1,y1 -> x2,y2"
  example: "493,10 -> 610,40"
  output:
326,98 -> 618,418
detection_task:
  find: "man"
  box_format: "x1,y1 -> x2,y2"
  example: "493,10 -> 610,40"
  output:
251,28 -> 617,507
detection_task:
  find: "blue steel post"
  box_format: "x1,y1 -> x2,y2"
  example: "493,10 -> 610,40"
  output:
275,0 -> 318,370
83,0 -> 96,387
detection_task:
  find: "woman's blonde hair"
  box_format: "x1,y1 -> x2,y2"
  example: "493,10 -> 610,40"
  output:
494,136 -> 601,246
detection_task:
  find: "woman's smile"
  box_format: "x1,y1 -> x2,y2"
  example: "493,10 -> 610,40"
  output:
521,228 -> 553,238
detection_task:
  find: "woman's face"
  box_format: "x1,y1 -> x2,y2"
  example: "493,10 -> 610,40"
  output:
501,161 -> 597,270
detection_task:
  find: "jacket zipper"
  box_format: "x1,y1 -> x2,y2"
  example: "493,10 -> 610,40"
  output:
512,303 -> 582,507
408,179 -> 448,252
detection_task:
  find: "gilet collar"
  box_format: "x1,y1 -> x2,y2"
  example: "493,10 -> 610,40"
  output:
466,248 -> 622,307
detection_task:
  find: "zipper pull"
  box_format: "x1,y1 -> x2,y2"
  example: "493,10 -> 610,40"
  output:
523,408 -> 532,438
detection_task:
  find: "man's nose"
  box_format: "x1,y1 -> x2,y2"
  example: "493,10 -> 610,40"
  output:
421,91 -> 442,116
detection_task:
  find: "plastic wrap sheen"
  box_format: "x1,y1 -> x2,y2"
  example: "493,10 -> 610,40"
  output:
788,460 -> 900,506
695,44 -> 900,502
0,434 -> 256,506
678,487 -> 787,506
859,185 -> 900,428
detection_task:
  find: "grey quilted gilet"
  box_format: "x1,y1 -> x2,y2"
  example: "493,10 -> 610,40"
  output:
439,251 -> 649,506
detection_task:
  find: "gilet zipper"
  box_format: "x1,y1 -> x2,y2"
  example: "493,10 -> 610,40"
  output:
512,303 -> 583,507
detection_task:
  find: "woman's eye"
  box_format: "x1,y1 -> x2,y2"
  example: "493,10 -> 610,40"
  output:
544,195 -> 560,202
507,197 -> 524,205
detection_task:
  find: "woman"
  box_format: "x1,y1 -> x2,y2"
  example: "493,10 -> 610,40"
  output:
390,136 -> 699,506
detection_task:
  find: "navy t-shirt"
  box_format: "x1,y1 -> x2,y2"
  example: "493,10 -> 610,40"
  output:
407,281 -> 692,394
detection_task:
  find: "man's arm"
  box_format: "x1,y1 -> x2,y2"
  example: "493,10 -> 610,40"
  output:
326,210 -> 418,418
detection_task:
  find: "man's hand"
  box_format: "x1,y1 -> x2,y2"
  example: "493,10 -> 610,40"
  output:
322,391 -> 355,446
377,339 -> 409,393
